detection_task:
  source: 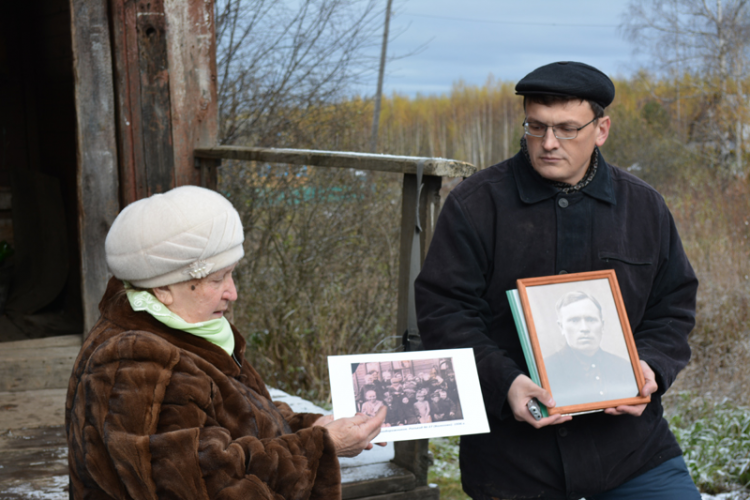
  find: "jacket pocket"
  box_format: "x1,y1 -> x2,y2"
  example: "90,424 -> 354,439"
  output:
598,251 -> 652,267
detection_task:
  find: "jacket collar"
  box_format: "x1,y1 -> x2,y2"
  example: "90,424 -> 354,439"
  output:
511,147 -> 616,205
98,277 -> 246,377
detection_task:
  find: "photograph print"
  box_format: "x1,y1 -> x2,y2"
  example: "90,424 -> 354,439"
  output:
328,348 -> 489,442
351,357 -> 463,427
517,270 -> 650,414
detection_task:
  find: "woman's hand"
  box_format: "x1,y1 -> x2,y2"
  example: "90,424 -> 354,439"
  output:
314,406 -> 387,457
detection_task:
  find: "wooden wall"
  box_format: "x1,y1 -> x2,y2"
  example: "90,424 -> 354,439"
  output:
110,0 -> 218,206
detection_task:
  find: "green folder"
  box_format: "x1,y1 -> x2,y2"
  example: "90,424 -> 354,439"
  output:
506,289 -> 549,418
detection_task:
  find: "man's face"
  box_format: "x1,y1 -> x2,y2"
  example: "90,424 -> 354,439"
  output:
524,99 -> 610,185
557,298 -> 604,356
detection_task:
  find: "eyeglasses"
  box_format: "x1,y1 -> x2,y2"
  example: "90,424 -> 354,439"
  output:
523,116 -> 598,140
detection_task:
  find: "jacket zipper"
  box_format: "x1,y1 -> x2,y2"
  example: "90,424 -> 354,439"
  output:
232,352 -> 242,368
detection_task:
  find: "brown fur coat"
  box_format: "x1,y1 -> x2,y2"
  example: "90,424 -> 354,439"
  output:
66,278 -> 341,499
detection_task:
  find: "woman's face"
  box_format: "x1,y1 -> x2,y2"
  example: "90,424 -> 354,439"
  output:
154,264 -> 237,323
366,390 -> 377,402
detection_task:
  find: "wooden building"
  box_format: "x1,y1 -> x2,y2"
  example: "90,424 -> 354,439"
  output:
1,0 -> 216,339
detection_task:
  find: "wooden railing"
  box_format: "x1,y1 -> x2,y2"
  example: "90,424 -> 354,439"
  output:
194,146 -> 477,499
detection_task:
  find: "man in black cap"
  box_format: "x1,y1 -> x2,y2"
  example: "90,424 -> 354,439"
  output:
416,62 -> 700,499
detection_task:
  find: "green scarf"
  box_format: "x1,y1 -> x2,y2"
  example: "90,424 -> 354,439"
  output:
126,289 -> 235,355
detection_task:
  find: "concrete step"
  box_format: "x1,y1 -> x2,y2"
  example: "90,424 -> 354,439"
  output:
0,335 -> 82,392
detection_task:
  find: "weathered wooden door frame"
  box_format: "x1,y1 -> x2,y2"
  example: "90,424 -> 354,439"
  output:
70,0 -> 120,333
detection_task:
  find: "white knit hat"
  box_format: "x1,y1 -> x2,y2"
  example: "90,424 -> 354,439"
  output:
105,186 -> 244,288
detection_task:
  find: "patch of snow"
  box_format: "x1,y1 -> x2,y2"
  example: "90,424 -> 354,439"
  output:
4,475 -> 68,499
339,442 -> 395,467
268,387 -> 330,415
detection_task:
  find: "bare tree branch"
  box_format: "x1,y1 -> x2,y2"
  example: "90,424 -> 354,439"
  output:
215,0 -> 388,147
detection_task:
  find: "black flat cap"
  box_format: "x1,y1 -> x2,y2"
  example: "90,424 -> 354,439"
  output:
515,61 -> 615,108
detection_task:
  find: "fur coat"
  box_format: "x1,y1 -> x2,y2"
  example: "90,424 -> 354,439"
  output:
66,278 -> 341,499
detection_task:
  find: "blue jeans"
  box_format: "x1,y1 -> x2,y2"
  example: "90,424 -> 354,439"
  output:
588,455 -> 701,500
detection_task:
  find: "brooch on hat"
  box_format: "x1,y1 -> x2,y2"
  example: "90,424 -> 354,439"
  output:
186,260 -> 215,279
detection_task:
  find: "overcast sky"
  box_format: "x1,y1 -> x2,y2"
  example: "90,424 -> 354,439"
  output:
373,0 -> 647,96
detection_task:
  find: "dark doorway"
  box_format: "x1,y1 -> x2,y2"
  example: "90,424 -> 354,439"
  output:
0,0 -> 83,341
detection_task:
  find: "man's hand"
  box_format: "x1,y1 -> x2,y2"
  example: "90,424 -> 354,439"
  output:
318,406 -> 387,457
507,375 -> 572,428
604,360 -> 657,417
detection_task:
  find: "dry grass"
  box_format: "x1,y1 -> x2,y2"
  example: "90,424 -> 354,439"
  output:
664,177 -> 750,406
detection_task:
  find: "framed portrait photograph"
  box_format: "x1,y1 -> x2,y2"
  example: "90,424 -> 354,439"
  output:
328,348 -> 490,442
516,270 -> 650,415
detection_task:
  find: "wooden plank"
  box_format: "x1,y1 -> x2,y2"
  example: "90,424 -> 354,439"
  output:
0,389 -> 68,430
395,174 -> 442,343
137,0 -> 174,194
70,0 -> 120,334
164,0 -> 218,189
110,0 -> 147,205
194,146 -> 477,178
393,439 -> 432,487
396,174 -> 417,342
420,176 -> 442,258
347,485 -> 440,500
0,346 -> 80,391
341,462 -> 415,499
197,158 -> 219,189
2,335 -> 81,351
0,426 -> 67,499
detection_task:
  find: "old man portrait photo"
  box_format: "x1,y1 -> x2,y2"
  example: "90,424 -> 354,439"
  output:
522,275 -> 640,408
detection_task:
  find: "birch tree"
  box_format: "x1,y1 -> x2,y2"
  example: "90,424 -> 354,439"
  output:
621,0 -> 750,170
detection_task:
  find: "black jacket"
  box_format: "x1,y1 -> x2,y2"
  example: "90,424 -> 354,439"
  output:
415,149 -> 698,500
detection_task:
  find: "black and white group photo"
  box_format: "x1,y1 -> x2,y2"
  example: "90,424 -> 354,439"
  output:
351,358 -> 463,428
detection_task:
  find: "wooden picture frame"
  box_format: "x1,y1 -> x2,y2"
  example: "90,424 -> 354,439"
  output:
517,270 -> 650,415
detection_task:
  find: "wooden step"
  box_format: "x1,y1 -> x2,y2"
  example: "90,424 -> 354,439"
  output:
0,425 -> 68,499
346,485 -> 440,500
342,462 -> 415,499
0,335 -> 81,392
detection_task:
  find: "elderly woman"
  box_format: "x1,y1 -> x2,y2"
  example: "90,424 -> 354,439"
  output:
66,186 -> 385,499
